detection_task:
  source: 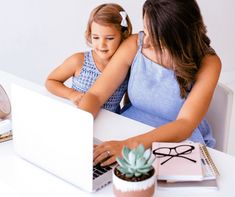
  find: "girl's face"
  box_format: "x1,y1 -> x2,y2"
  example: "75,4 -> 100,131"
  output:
91,22 -> 122,61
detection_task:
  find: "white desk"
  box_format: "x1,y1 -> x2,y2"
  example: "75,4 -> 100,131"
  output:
1,136 -> 235,197
1,70 -> 235,196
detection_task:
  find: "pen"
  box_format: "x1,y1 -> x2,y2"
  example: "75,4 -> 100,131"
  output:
201,158 -> 214,178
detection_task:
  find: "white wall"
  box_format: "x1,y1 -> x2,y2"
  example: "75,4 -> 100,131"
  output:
1,0 -> 235,84
0,0 -> 144,84
197,0 -> 235,73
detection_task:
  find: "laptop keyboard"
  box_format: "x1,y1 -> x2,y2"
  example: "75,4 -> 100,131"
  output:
93,164 -> 112,180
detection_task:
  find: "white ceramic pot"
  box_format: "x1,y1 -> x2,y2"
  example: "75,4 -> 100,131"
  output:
112,168 -> 157,197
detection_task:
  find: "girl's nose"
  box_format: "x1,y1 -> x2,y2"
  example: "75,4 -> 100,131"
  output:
99,39 -> 106,48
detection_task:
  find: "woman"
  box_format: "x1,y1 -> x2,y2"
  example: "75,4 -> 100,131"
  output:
78,0 -> 221,166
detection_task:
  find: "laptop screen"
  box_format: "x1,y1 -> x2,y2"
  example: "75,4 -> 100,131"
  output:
11,83 -> 94,191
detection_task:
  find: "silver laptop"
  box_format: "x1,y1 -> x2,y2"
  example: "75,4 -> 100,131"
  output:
11,82 -> 113,192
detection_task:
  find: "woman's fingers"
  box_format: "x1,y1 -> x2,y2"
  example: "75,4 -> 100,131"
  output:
93,150 -> 111,166
100,156 -> 116,166
93,144 -> 106,160
93,140 -> 126,166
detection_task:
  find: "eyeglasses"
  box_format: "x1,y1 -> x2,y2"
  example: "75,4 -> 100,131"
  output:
152,144 -> 197,165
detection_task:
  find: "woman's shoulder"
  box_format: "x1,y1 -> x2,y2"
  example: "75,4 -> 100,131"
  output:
201,54 -> 221,73
195,54 -> 221,85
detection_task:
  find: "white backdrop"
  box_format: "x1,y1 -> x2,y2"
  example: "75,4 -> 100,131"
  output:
0,0 -> 234,84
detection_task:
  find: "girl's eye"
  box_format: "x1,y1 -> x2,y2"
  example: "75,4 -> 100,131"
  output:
92,36 -> 99,40
106,37 -> 114,40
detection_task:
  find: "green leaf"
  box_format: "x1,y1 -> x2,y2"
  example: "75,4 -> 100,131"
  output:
128,150 -> 136,166
135,144 -> 145,159
122,146 -> 131,163
140,162 -> 152,170
146,156 -> 156,166
137,168 -> 151,174
136,157 -> 147,168
128,167 -> 135,173
143,149 -> 151,161
117,166 -> 129,174
116,157 -> 128,168
134,172 -> 142,177
125,173 -> 134,178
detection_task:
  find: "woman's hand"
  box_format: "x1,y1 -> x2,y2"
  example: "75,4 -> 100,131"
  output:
93,140 -> 130,166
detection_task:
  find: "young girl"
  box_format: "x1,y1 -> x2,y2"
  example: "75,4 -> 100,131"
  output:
78,0 -> 222,166
45,3 -> 132,113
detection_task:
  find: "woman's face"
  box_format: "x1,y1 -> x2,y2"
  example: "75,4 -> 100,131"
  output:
90,22 -> 122,61
143,15 -> 153,49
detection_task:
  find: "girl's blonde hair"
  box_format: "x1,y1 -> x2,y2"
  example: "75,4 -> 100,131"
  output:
85,3 -> 132,46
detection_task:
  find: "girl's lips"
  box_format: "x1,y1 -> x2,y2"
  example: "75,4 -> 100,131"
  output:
99,49 -> 108,53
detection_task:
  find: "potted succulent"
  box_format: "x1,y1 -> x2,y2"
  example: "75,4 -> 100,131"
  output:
113,144 -> 156,197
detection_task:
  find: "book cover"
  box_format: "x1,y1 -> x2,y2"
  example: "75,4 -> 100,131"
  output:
0,119 -> 12,135
0,119 -> 12,143
152,142 -> 203,181
158,179 -> 218,191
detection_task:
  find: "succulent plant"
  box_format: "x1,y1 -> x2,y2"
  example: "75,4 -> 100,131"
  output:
116,144 -> 155,178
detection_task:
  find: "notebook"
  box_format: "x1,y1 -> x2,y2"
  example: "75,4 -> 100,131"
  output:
0,119 -> 12,135
152,142 -> 203,181
0,119 -> 12,143
158,179 -> 218,191
11,82 -> 113,192
199,144 -> 219,180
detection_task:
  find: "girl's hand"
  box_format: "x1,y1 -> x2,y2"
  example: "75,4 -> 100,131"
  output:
69,90 -> 84,106
93,139 -> 138,166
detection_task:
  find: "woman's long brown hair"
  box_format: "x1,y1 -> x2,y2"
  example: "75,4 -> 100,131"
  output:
143,0 -> 216,98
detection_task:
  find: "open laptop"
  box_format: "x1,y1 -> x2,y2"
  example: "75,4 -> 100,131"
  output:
11,82 -> 113,192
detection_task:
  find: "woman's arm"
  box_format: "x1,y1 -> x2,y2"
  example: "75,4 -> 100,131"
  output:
94,54 -> 221,166
45,53 -> 84,104
78,35 -> 139,117
131,54 -> 222,145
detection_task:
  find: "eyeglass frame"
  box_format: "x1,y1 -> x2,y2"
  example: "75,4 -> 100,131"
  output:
152,144 -> 197,165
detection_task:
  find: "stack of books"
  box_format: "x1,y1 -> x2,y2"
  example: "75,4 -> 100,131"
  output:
0,83 -> 12,143
0,119 -> 12,143
152,142 -> 219,190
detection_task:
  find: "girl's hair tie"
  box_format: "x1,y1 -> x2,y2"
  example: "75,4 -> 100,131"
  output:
119,11 -> 128,27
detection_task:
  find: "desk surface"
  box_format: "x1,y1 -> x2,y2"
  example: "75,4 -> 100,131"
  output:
1,70 -> 235,196
1,140 -> 235,197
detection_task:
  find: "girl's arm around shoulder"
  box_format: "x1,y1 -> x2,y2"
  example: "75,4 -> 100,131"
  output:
79,34 -> 139,117
45,52 -> 84,100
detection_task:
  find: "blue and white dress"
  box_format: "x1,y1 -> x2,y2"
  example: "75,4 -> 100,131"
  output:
121,32 -> 215,147
72,50 -> 128,113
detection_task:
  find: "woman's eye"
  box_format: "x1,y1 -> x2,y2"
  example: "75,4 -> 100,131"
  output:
92,36 -> 99,40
